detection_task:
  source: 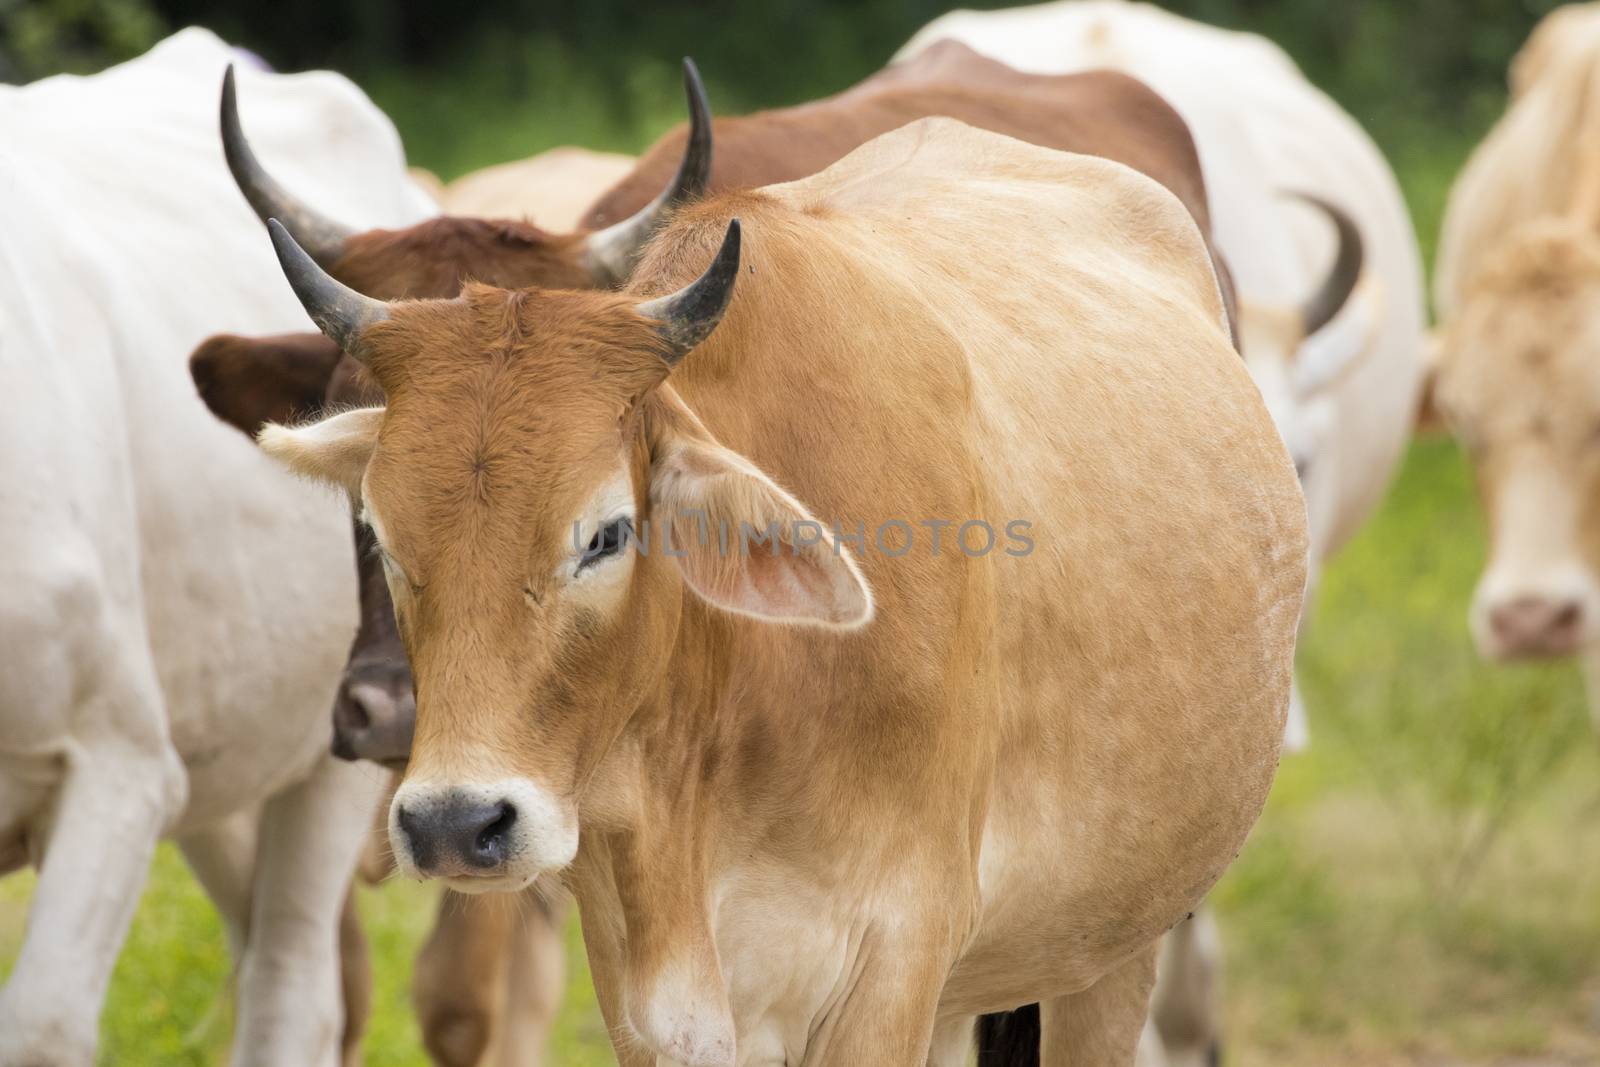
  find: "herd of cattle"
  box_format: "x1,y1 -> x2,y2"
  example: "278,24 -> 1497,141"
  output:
0,1 -> 1594,1065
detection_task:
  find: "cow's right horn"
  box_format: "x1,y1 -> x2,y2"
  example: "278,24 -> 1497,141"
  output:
267,219 -> 389,357
636,218 -> 741,365
581,58 -> 714,287
222,65 -> 354,267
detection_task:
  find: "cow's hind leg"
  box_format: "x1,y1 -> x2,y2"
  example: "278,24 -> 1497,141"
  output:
1039,943 -> 1161,1067
229,753 -> 385,1067
928,1015 -> 976,1066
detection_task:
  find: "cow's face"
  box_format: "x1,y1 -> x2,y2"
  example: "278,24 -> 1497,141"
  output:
1433,224 -> 1600,661
258,221 -> 870,891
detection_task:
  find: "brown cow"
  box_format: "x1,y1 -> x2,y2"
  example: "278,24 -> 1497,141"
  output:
251,117 -> 1303,1066
208,48 -> 1247,1066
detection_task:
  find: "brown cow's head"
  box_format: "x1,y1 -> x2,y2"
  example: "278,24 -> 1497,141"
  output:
219,58 -> 712,299
255,218 -> 871,891
1430,220 -> 1600,662
190,333 -> 416,766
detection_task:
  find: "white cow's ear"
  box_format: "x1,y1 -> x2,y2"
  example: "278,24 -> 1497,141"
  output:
647,407 -> 872,630
257,406 -> 383,496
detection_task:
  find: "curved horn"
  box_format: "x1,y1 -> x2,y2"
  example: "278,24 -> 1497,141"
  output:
1289,191 -> 1364,336
267,219 -> 389,357
583,57 -> 714,286
222,65 -> 353,266
636,219 -> 741,365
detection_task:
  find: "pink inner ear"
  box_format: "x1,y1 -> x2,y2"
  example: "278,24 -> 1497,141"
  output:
671,518 -> 865,626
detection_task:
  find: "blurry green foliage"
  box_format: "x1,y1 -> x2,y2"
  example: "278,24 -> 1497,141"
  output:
5,1 -> 1568,150
0,0 -> 165,80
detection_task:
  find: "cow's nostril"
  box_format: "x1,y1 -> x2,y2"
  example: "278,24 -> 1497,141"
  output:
1554,602 -> 1583,630
471,801 -> 517,867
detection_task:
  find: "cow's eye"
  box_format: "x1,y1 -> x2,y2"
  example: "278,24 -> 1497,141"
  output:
578,517 -> 633,571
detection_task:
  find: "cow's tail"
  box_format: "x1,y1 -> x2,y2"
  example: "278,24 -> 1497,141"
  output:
975,1004 -> 1040,1067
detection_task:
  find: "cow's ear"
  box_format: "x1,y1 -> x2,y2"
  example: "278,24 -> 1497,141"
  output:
645,396 -> 872,630
190,332 -> 345,437
258,407 -> 383,497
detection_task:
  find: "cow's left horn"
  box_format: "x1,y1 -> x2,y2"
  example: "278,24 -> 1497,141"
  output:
1291,192 -> 1364,336
582,58 -> 714,286
267,219 -> 389,357
637,218 -> 741,364
222,65 -> 354,267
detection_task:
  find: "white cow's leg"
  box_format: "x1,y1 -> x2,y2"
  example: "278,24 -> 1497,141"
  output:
0,739 -> 184,1067
179,808 -> 260,961
229,754 -> 385,1067
1149,910 -> 1222,1067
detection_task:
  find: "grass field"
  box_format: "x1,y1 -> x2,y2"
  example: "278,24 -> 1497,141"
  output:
3,51 -> 1599,1067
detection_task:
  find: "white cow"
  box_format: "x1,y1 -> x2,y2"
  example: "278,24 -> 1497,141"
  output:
899,0 -> 1426,748
899,5 -> 1425,1065
0,29 -> 432,1067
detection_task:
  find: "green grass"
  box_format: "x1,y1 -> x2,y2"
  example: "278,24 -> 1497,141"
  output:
5,52 -> 1599,1067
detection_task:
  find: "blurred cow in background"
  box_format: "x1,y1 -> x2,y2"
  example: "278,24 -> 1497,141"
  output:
411,148 -> 636,230
0,29 -> 431,1067
898,3 -> 1427,1064
1429,2 -> 1600,727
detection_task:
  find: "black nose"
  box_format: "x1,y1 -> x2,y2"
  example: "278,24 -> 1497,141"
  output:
330,664 -> 416,765
396,796 -> 518,875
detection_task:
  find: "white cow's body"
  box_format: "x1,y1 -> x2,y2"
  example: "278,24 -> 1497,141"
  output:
898,7 -> 1424,1065
0,29 -> 431,1066
899,0 -> 1425,744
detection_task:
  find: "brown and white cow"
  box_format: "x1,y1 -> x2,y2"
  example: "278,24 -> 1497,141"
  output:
1430,2 -> 1600,725
251,118 -> 1305,1066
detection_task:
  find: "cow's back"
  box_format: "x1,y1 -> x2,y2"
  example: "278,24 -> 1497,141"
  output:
0,29 -> 432,824
580,55 -> 1213,247
635,120 -> 1305,999
900,0 -> 1423,564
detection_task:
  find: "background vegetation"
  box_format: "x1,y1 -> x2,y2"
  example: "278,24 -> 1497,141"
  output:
3,0 -> 1598,1064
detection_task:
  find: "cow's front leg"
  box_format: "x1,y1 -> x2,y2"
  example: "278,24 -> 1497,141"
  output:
487,889 -> 566,1067
0,738 -> 185,1067
229,754 -> 386,1067
413,888 -> 515,1067
1040,942 -> 1161,1066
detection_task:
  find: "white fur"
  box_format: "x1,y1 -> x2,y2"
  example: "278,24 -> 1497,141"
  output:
0,30 -> 431,1067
